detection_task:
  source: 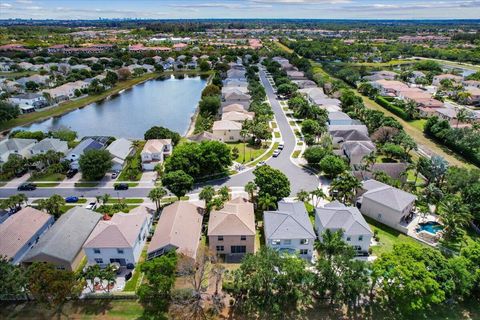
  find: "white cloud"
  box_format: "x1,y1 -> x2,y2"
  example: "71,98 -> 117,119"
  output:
0,2 -> 12,8
16,0 -> 32,3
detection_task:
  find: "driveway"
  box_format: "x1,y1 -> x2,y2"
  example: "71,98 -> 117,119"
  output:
0,68 -> 319,198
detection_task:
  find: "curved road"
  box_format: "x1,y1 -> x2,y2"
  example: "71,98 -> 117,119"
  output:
0,69 -> 319,199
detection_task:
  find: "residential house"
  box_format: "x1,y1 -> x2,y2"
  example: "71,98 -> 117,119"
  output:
0,138 -> 37,163
329,124 -> 369,137
173,43 -> 188,51
22,207 -> 102,271
0,79 -> 22,93
328,111 -> 356,126
466,86 -> 480,105
370,79 -> 409,96
65,138 -> 104,169
432,74 -> 463,86
208,197 -> 255,257
223,79 -> 249,88
187,131 -> 220,143
292,80 -> 317,89
221,110 -> 255,122
286,70 -> 307,80
357,179 -> 416,233
141,139 -> 172,171
147,201 -> 204,262
353,163 -> 409,182
27,138 -> 68,156
0,207 -> 54,265
43,80 -> 89,102
363,70 -> 397,82
222,103 -> 247,113
226,69 -> 247,80
330,129 -> 371,147
106,138 -> 134,171
16,74 -> 51,87
9,93 -> 48,109
264,201 -> 316,261
342,140 -> 376,168
212,120 -> 242,142
83,206 -> 153,267
315,201 -> 372,254
223,90 -> 251,104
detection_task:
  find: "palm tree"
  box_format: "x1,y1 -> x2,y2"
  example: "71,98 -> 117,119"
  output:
240,128 -> 249,163
310,188 -> 326,207
199,186 -> 215,209
329,173 -> 361,205
404,100 -> 418,120
149,187 -> 167,213
257,193 -> 277,211
218,186 -> 230,202
295,189 -> 309,203
314,229 -> 350,261
101,193 -> 110,205
455,107 -> 470,128
438,196 -> 472,243
244,182 -> 257,202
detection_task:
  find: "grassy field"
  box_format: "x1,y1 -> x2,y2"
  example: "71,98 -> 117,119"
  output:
28,172 -> 65,187
227,142 -> 266,163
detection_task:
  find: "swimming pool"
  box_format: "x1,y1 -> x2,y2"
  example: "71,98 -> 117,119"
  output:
417,221 -> 443,235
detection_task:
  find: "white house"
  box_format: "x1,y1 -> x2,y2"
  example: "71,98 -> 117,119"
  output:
65,138 -> 104,169
9,93 -> 47,108
264,201 -> 316,261
27,138 -> 68,156
83,206 -> 153,267
141,139 -> 172,171
0,138 -> 37,163
315,201 -> 372,255
212,120 -> 242,142
106,138 -> 134,171
357,179 -> 416,233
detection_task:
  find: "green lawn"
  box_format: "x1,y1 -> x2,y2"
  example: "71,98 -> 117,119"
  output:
410,119 -> 427,131
118,141 -> 146,182
106,198 -> 144,204
250,142 -> 280,166
227,142 -> 266,163
123,269 -> 141,292
29,172 -> 65,187
365,216 -> 425,256
74,182 -> 99,188
274,131 -> 281,138
271,122 -> 277,129
292,150 -> 301,158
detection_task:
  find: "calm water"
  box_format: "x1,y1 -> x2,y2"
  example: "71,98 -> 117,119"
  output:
15,75 -> 207,138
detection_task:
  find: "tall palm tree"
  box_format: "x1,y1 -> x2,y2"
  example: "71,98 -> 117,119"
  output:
218,186 -> 230,201
244,182 -> 257,202
240,128 -> 249,163
257,193 -> 277,211
314,229 -> 350,261
101,193 -> 110,205
310,188 -> 326,207
295,189 -> 309,203
455,107 -> 470,128
438,196 -> 472,243
329,173 -> 362,205
404,100 -> 418,120
149,187 -> 167,213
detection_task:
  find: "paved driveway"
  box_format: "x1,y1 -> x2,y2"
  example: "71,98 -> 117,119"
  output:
0,68 -> 319,198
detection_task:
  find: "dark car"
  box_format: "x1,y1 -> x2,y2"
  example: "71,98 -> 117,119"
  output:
65,196 -> 79,203
17,183 -> 36,191
66,169 -> 78,179
125,272 -> 132,281
114,183 -> 129,190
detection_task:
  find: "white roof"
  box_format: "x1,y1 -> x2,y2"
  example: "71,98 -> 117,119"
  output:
212,120 -> 242,131
106,138 -> 133,161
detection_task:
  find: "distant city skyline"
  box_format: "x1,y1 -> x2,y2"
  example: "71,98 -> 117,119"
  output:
0,0 -> 479,20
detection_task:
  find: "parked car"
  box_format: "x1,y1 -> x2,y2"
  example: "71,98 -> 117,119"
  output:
273,149 -> 281,157
17,183 -> 36,191
86,202 -> 97,210
256,161 -> 266,167
125,272 -> 132,281
65,196 -> 79,203
66,169 -> 78,179
111,171 -> 119,179
114,183 -> 129,190
278,142 -> 284,150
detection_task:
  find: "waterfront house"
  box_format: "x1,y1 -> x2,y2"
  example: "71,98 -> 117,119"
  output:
264,201 -> 316,261
221,110 -> 255,122
223,79 -> 249,88
147,201 -> 204,262
212,120 -> 243,142
315,201 -> 372,254
141,139 -> 172,171
83,206 -> 153,267
208,197 -> 255,258
222,103 -> 247,113
187,131 -> 220,143
27,138 -> 68,157
65,138 -> 104,170
432,74 -> 463,87
357,179 -> 416,233
0,207 -> 54,265
22,207 -> 102,271
106,138 -> 134,172
0,138 -> 37,163
223,89 -> 251,103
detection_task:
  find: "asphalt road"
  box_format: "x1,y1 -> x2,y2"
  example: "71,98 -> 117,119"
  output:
0,68 -> 319,199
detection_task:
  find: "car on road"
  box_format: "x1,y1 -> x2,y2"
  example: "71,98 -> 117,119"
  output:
278,142 -> 284,150
17,183 -> 36,191
86,202 -> 97,210
65,196 -> 79,203
256,161 -> 266,167
111,171 -> 119,179
114,183 -> 129,190
66,169 -> 78,179
273,149 -> 281,157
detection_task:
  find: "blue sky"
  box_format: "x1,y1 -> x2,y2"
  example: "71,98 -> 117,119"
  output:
0,0 -> 479,19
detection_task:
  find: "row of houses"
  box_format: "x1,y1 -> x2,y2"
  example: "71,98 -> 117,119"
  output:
0,138 -> 68,163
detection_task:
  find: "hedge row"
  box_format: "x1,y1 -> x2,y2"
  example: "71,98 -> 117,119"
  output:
375,96 -> 410,121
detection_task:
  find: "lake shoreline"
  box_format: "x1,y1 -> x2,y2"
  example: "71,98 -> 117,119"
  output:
184,73 -> 213,137
1,70 -> 213,136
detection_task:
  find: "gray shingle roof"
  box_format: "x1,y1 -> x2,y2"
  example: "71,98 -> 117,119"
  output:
316,203 -> 372,236
362,179 -> 416,211
264,201 -> 315,240
23,207 -> 102,264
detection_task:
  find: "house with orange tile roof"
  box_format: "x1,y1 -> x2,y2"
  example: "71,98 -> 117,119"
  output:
141,139 -> 172,171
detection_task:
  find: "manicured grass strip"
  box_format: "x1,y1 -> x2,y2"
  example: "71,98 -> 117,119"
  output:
74,182 -> 99,188
271,122 -> 277,129
107,198 -> 144,204
250,142 -> 280,166
29,173 -> 65,182
274,131 -> 281,138
36,183 -> 60,187
227,142 -> 266,164
292,150 -> 301,158
123,269 -> 141,292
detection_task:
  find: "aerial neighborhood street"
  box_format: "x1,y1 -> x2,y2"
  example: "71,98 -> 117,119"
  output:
0,10 -> 479,320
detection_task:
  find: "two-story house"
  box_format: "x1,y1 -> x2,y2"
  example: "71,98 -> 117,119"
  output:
83,206 -> 153,267
141,139 -> 172,171
264,201 -> 316,261
208,197 -> 255,258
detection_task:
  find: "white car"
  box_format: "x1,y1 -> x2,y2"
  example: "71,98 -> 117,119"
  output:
256,161 -> 266,167
86,202 -> 97,210
278,142 -> 284,150
273,149 -> 281,157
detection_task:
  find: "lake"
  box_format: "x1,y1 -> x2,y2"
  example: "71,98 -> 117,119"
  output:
14,75 -> 208,139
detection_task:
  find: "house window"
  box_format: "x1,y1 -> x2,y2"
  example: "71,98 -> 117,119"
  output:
117,249 -> 124,254
231,245 -> 246,254
300,239 -> 309,245
299,249 -> 308,255
94,258 -> 103,264
283,240 -> 291,245
346,237 -> 351,241
240,235 -> 246,241
218,236 -> 224,241
93,248 -> 101,254
358,236 -> 363,241
216,246 -> 224,252
272,239 -> 281,245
